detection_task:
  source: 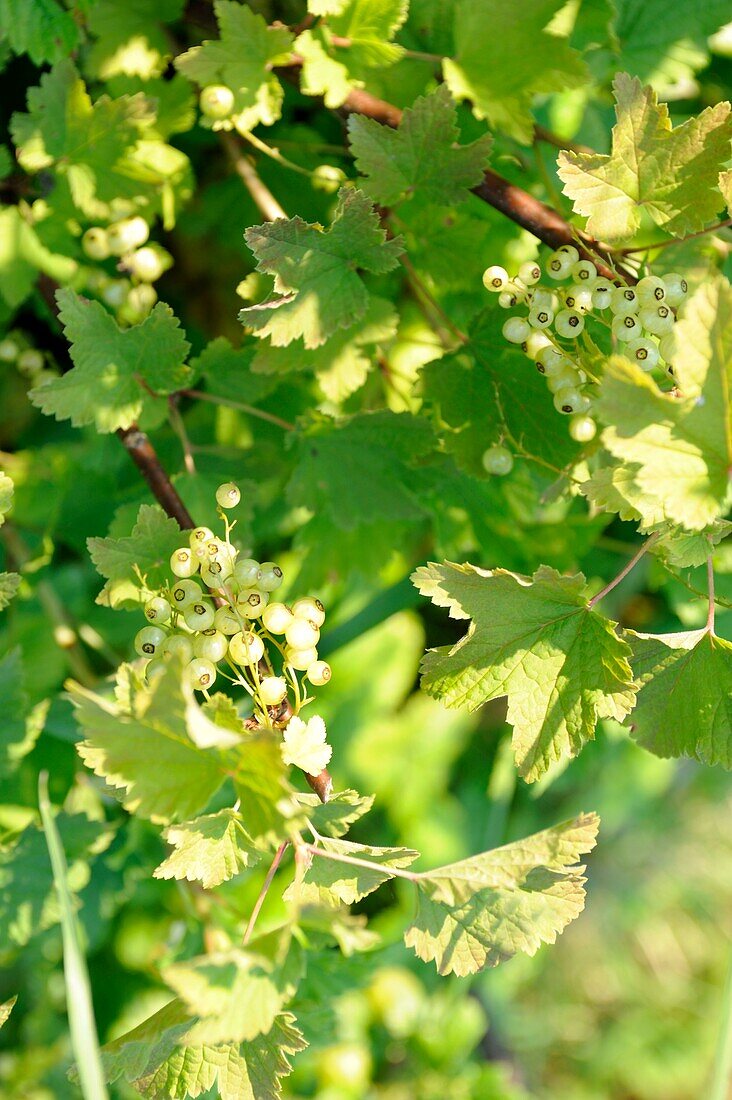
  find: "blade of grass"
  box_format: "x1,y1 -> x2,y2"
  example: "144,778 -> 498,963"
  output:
38,772 -> 109,1100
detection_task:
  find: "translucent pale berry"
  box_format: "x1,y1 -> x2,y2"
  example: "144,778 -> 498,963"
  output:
554,309 -> 584,337
145,657 -> 167,682
658,332 -> 676,363
592,278 -> 614,309
639,304 -> 674,336
291,597 -> 326,628
193,629 -> 229,663
170,547 -> 198,578
546,253 -> 572,280
518,261 -> 541,286
556,245 -> 580,264
135,625 -> 167,657
637,275 -> 666,305
170,578 -> 202,607
258,676 -> 288,706
612,314 -> 641,341
189,526 -> 214,549
234,558 -> 261,588
82,227 -> 110,261
214,606 -> 241,635
546,365 -> 581,393
482,445 -> 513,476
216,482 -> 241,509
626,337 -> 660,370
307,660 -> 332,686
199,85 -> 235,119
262,602 -> 293,634
569,415 -> 597,443
482,265 -> 509,292
285,646 -> 319,671
663,273 -> 687,307
502,316 -> 531,344
286,618 -> 320,650
163,634 -> 194,662
536,345 -> 566,372
610,287 -> 639,316
144,596 -> 171,624
127,247 -> 165,283
237,589 -> 268,618
564,286 -> 593,314
229,631 -> 264,665
101,280 -> 129,308
531,289 -> 557,312
311,165 -> 347,193
571,260 -> 597,284
201,563 -> 226,590
258,562 -> 284,592
186,658 -> 217,691
0,337 -> 19,362
524,331 -> 552,359
17,349 -> 44,374
183,602 -> 215,631
107,216 -> 149,255
553,388 -> 589,415
528,307 -> 553,329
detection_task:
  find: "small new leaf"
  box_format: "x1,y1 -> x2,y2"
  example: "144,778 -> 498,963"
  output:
31,290 -> 190,433
154,809 -> 260,889
557,73 -> 732,242
405,813 -> 599,975
240,188 -> 403,349
0,649 -> 47,777
349,85 -> 492,206
88,503 -> 187,608
629,629 -> 732,767
296,789 -> 375,838
413,562 -> 636,781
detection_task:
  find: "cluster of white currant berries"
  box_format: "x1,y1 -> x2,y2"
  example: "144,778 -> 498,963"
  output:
133,482 -> 331,728
0,335 -> 49,380
482,246 -> 688,453
80,215 -> 172,326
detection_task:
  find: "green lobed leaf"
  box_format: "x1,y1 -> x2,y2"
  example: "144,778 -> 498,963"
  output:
405,813 -> 599,975
86,0 -> 184,81
175,0 -> 293,132
296,790 -> 375,838
240,188 -> 404,349
0,573 -> 20,611
349,85 -> 492,207
442,0 -> 587,143
232,731 -> 299,845
413,562 -> 636,781
597,279 -> 732,531
99,1000 -> 306,1100
652,520 -> 732,568
628,629 -> 732,767
614,0 -> 731,86
87,503 -> 188,609
190,336 -> 278,405
0,0 -> 79,65
0,649 -> 47,778
154,809 -> 261,889
287,838 -> 419,908
557,73 -> 732,243
72,664 -> 229,824
0,206 -> 77,309
31,290 -> 190,434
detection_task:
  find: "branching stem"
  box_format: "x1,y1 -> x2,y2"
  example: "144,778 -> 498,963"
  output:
707,553 -> 716,635
182,389 -> 295,431
587,532 -> 661,609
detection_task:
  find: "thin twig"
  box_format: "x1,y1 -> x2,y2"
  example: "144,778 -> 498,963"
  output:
706,553 -> 716,635
587,532 -> 661,608
243,841 -> 289,944
399,250 -> 469,346
617,219 -> 732,255
182,388 -> 295,431
533,124 -> 593,156
116,427 -> 195,529
168,396 -> 197,475
219,131 -> 287,221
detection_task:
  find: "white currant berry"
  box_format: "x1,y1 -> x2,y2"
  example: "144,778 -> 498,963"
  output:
291,597 -> 326,628
120,284 -> 157,324
546,365 -> 582,394
17,348 -> 44,374
145,657 -> 167,682
502,316 -> 531,344
229,630 -> 264,665
170,578 -> 202,607
524,331 -> 553,359
571,260 -> 597,284
189,526 -> 214,549
163,633 -> 194,662
499,290 -> 518,309
135,625 -> 167,657
170,547 -> 198,578
262,602 -> 293,634
200,84 -> 235,119
546,253 -> 572,280
307,660 -> 332,686
82,227 -> 111,261
234,558 -> 261,588
556,245 -> 580,264
107,216 -> 149,255
639,304 -> 674,336
569,415 -> 597,443
555,309 -> 585,337
259,676 -> 288,706
311,164 -> 347,193
662,272 -> 687,307
258,562 -> 284,592
553,387 -> 589,415
528,307 -> 553,329
626,337 -> 660,370
144,596 -> 171,624
126,246 -> 165,283
201,562 -> 227,590
612,314 -> 641,341
530,289 -> 557,312
204,539 -> 236,573
102,280 -> 130,308
518,261 -> 541,285
183,601 -> 215,631
186,657 -> 217,690
286,618 -> 320,650
0,337 -> 19,362
237,589 -> 268,618
193,628 -> 229,663
610,287 -> 639,316
658,331 -> 676,363
536,345 -> 566,373
214,606 -> 241,634
637,275 -> 666,305
482,265 -> 509,292
592,278 -> 614,309
564,285 -> 593,314
482,445 -> 513,476
216,482 -> 240,509
285,645 -> 319,671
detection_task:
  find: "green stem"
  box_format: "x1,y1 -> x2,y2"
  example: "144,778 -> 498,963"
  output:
617,218 -> 732,255
710,942 -> 732,1100
182,389 -> 295,431
302,842 -> 420,883
707,553 -> 716,635
243,841 -> 289,944
587,532 -> 660,609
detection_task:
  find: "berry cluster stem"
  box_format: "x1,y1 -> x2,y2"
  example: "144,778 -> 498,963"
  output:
587,532 -> 661,609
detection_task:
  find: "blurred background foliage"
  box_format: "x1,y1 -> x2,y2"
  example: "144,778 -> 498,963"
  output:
1,0 -> 731,1097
